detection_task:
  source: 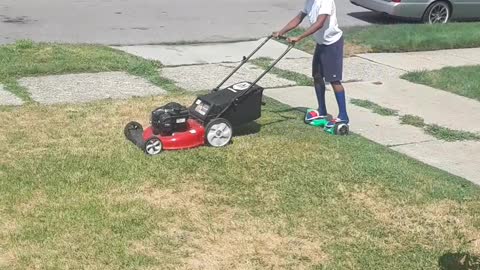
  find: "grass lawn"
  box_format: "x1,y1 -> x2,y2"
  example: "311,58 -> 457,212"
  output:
285,22 -> 480,55
1,42 -> 480,269
1,96 -> 480,269
403,65 -> 480,102
0,40 -> 179,102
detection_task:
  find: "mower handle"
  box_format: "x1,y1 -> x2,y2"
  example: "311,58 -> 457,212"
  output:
216,41 -> 296,117
248,42 -> 295,89
270,35 -> 295,44
212,34 -> 294,91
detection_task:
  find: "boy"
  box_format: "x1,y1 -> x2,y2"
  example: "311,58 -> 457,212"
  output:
273,0 -> 349,126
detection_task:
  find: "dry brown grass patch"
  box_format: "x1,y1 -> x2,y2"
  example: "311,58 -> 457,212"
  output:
120,184 -> 328,269
349,187 -> 480,253
0,219 -> 18,236
0,222 -> 18,268
344,42 -> 370,57
0,95 -> 197,159
464,216 -> 480,256
15,191 -> 47,215
0,249 -> 17,268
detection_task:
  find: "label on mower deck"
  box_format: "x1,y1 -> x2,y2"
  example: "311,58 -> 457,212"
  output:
229,82 -> 251,92
176,118 -> 186,124
195,103 -> 210,116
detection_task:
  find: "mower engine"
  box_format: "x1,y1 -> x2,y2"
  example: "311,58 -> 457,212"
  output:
151,102 -> 189,135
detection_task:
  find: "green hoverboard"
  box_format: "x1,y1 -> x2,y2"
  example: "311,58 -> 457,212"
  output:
304,109 -> 349,136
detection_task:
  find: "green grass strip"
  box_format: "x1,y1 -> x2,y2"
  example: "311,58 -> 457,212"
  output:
283,23 -> 480,55
402,65 -> 480,102
252,58 -> 313,86
354,100 -> 480,142
400,114 -> 426,128
424,124 -> 480,142
347,22 -> 480,53
350,99 -> 398,116
0,40 -> 183,102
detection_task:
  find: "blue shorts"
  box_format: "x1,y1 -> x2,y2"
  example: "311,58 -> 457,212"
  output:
312,36 -> 344,83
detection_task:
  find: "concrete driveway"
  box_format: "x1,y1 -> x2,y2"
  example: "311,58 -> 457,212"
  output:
0,0 -> 384,45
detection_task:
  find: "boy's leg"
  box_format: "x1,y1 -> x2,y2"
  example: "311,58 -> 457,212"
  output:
312,44 -> 327,116
321,36 -> 349,123
331,81 -> 349,122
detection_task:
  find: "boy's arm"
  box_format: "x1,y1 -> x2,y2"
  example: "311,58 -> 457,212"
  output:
287,14 -> 328,43
273,12 -> 307,38
288,0 -> 334,43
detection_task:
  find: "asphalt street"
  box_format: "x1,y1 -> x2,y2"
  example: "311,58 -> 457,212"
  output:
0,0 -> 382,45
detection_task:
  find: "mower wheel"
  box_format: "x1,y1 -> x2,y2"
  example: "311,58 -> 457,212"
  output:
205,118 -> 233,147
124,121 -> 143,138
335,123 -> 349,136
144,137 -> 163,156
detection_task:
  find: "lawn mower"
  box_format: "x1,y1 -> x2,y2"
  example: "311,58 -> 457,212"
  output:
124,35 -> 295,155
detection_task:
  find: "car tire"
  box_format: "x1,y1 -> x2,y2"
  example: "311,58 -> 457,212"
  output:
422,1 -> 451,24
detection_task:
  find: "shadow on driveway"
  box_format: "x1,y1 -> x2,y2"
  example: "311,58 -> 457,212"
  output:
348,11 -> 480,25
348,11 -> 411,24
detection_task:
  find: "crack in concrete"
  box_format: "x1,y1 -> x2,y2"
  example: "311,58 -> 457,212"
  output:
387,140 -> 435,148
355,55 -> 409,73
443,50 -> 479,65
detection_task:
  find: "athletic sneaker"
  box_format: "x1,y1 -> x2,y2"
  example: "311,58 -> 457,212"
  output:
305,110 -> 328,122
325,117 -> 349,128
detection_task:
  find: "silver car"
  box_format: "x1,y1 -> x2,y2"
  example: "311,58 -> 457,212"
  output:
350,0 -> 480,23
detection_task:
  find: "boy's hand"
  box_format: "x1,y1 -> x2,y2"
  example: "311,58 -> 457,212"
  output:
272,32 -> 282,38
287,36 -> 303,43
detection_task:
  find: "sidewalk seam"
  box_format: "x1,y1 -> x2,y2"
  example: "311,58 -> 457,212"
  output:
387,140 -> 436,148
162,56 -> 312,68
441,49 -> 480,63
355,55 -> 409,73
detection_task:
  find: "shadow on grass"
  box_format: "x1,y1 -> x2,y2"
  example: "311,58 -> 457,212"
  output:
234,122 -> 262,137
233,107 -> 303,137
439,252 -> 480,270
270,106 -> 335,121
269,106 -> 308,114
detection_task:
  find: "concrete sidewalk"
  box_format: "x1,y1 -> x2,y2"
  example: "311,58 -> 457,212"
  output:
265,86 -> 480,185
345,79 -> 480,133
113,38 -> 311,66
0,85 -> 23,106
265,86 -> 434,147
160,63 -> 295,91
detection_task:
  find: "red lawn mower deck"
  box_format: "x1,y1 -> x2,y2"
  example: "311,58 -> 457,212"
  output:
125,119 -> 206,155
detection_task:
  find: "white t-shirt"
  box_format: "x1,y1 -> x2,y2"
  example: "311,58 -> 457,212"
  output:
302,0 -> 343,45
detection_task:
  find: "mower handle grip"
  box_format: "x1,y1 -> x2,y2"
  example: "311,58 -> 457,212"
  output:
273,35 -> 287,40
269,34 -> 295,44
